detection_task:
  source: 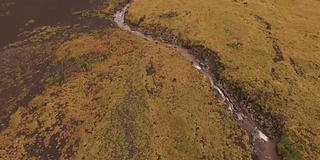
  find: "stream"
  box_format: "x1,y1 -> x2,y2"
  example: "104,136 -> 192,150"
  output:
113,2 -> 279,160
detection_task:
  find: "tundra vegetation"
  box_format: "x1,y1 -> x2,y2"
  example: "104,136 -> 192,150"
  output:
0,0 -> 253,159
126,0 -> 320,159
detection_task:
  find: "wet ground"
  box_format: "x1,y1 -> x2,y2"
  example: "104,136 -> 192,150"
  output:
113,3 -> 279,160
0,0 -> 95,47
0,0 -> 114,131
0,0 -> 277,159
0,2 -> 117,159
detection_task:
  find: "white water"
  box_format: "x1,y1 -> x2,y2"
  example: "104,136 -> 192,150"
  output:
193,64 -> 202,70
256,129 -> 269,142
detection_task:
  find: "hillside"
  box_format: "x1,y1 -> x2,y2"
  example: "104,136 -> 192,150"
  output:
1,0 -> 319,159
0,0 -> 252,159
126,0 -> 320,159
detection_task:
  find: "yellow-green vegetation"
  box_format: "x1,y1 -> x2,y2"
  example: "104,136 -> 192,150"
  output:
23,26 -> 70,42
126,0 -> 320,159
25,19 -> 35,26
0,29 -> 252,159
102,0 -> 129,13
56,34 -> 107,59
72,10 -> 106,19
7,25 -> 71,48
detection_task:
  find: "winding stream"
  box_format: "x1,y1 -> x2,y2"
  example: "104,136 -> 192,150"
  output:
113,2 -> 279,160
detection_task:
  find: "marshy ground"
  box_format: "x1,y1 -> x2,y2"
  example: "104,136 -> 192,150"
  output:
1,0 -> 319,159
1,0 -> 252,159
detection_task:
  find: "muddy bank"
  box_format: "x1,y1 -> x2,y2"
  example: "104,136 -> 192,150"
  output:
114,2 -> 283,160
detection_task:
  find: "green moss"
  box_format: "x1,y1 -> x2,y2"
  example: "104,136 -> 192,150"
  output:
278,136 -> 303,160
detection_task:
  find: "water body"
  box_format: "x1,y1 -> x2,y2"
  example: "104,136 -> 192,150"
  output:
113,3 -> 279,160
0,0 -> 90,47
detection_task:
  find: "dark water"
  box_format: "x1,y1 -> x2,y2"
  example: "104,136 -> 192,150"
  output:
0,0 -> 91,47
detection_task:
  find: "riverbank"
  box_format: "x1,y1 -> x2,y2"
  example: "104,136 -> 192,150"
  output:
114,2 -> 279,159
125,0 -> 320,159
0,0 -> 252,159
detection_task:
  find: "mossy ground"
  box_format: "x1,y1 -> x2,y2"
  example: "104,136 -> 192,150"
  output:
127,0 -> 320,159
0,28 -> 252,159
0,0 -> 252,159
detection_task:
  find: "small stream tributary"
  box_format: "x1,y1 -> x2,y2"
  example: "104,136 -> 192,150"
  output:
113,3 -> 279,160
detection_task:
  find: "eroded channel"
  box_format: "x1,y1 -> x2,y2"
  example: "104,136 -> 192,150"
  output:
113,2 -> 279,160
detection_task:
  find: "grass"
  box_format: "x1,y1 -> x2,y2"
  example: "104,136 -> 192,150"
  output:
102,0 -> 129,13
126,0 -> 320,159
3,0 -> 319,159
0,25 -> 252,159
